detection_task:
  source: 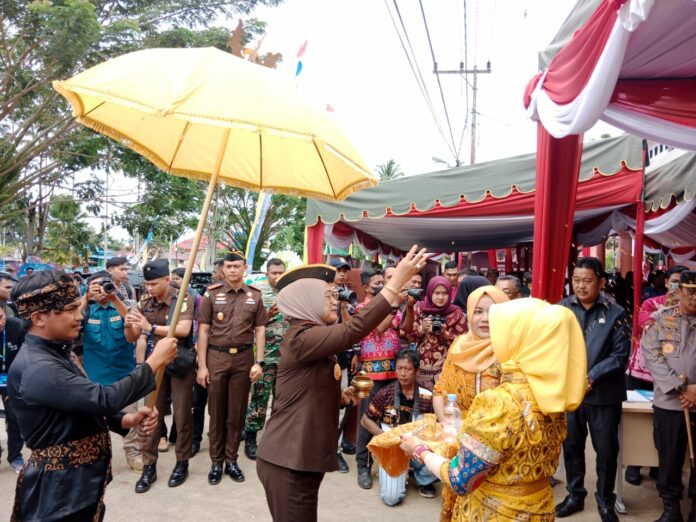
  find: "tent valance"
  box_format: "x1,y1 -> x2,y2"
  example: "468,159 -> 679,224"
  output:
307,135 -> 642,226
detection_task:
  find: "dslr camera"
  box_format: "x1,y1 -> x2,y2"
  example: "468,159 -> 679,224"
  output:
407,288 -> 425,300
337,289 -> 358,306
430,314 -> 446,335
98,279 -> 116,294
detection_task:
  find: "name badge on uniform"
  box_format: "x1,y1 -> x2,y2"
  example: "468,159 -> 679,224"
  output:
109,316 -> 122,323
87,318 -> 101,325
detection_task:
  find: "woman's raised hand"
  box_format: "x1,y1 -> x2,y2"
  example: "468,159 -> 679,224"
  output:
381,245 -> 429,305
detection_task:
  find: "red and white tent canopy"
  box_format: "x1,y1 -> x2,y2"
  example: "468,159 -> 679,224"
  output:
525,0 -> 696,149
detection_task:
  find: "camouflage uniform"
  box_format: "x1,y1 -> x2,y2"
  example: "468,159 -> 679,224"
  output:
244,280 -> 288,432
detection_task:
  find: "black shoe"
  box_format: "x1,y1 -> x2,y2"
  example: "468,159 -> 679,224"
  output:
225,461 -> 245,482
555,495 -> 584,518
625,465 -> 642,485
135,464 -> 157,494
598,505 -> 619,522
244,431 -> 258,461
337,453 -> 349,473
191,443 -> 200,457
167,460 -> 189,488
418,483 -> 436,498
208,463 -> 223,485
341,441 -> 356,455
650,466 -> 660,480
655,501 -> 684,522
357,469 -> 372,489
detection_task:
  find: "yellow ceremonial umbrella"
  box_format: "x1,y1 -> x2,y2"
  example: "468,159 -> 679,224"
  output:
53,47 -> 377,405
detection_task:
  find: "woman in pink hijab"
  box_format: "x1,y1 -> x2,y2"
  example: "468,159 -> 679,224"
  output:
403,276 -> 467,389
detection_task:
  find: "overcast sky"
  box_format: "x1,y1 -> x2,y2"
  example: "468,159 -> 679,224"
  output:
98,0 -> 619,240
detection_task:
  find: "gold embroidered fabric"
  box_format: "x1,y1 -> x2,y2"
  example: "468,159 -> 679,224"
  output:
444,376 -> 566,522
434,358 -> 501,522
367,414 -> 457,478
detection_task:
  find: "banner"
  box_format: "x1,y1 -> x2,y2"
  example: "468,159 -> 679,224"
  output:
245,191 -> 273,269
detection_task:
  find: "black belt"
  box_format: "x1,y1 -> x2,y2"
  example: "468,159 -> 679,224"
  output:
208,343 -> 253,354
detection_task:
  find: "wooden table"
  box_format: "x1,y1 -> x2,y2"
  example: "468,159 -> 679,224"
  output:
616,400 -> 657,514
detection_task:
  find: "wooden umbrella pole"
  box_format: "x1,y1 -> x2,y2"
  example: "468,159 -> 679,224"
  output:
147,129 -> 230,409
685,408 -> 695,468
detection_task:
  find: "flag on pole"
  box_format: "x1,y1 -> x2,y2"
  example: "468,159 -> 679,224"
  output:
245,191 -> 273,269
297,40 -> 307,58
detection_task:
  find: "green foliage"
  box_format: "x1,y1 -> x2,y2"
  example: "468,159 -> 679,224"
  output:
44,194 -> 99,265
376,159 -> 404,181
0,0 -> 284,258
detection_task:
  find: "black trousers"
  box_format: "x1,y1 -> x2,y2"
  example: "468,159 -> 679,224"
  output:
563,402 -> 621,506
654,406 -> 696,502
356,379 -> 393,471
1,391 -> 23,462
257,458 -> 325,522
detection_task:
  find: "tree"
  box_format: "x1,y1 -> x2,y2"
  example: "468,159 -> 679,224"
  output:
43,194 -> 98,266
0,0 -> 283,257
376,159 -> 404,181
209,187 -> 306,270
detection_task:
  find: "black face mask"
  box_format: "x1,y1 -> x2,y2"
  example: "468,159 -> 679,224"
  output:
370,285 -> 384,295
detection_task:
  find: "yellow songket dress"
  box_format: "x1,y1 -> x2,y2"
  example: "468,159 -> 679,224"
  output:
440,372 -> 567,521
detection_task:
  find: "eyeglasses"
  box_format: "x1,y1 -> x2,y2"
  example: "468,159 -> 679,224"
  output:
324,289 -> 339,301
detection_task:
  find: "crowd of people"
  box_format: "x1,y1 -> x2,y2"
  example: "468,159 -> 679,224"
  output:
0,249 -> 694,522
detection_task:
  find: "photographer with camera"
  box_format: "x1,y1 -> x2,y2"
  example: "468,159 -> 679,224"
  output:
354,267 -> 403,489
81,271 -> 142,472
402,276 -> 467,390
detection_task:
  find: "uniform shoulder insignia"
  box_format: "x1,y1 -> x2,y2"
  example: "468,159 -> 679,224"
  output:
208,283 -> 223,290
247,285 -> 262,293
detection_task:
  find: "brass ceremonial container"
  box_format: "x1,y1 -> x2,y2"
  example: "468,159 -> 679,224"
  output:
351,371 -> 374,399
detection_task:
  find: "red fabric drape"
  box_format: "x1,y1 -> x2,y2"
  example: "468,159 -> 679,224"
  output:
505,248 -> 514,273
581,247 -> 591,257
611,79 -> 696,129
488,250 -> 498,270
532,124 -> 584,301
306,220 -> 324,264
632,201 -> 646,347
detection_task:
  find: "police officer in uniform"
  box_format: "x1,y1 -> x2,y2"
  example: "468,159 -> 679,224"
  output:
196,251 -> 267,484
126,259 -> 196,493
643,270 -> 696,522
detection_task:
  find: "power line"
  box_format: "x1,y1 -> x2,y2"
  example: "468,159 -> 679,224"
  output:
385,0 -> 455,159
418,0 -> 459,165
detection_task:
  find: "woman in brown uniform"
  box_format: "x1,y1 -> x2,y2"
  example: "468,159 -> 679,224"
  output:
256,246 -> 428,522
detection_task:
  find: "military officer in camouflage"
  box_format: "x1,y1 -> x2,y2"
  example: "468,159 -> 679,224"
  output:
643,270 -> 696,522
244,258 -> 288,460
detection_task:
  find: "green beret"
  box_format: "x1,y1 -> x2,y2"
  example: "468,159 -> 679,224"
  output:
276,264 -> 336,293
143,259 -> 170,281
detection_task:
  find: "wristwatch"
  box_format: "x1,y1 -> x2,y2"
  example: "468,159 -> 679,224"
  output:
256,360 -> 265,368
677,382 -> 688,393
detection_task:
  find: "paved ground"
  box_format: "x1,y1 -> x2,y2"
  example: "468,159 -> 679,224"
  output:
0,414 -> 671,520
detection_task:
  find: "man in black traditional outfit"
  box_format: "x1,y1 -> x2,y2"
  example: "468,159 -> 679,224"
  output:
7,271 -> 177,522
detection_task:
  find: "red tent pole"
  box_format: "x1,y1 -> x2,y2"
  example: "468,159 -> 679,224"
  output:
531,124 -> 583,301
505,248 -> 514,273
306,219 -> 324,264
487,250 -> 498,270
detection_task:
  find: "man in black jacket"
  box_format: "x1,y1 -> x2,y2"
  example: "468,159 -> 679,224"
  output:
556,257 -> 630,522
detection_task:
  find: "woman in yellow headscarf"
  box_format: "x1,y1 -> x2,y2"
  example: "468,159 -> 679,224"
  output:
401,298 -> 587,521
433,285 -> 508,522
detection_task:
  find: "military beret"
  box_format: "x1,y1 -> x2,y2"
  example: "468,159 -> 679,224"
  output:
680,271 -> 696,288
143,259 -> 170,281
276,264 -> 336,293
224,250 -> 246,263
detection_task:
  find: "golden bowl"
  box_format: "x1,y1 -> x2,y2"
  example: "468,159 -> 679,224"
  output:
351,371 -> 374,399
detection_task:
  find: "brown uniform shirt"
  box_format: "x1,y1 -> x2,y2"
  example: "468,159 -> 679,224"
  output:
197,282 -> 268,346
257,294 -> 392,473
139,289 -> 195,343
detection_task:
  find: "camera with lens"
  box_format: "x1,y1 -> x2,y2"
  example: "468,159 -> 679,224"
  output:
337,289 -> 358,306
430,314 -> 446,335
98,279 -> 116,294
407,288 -> 425,300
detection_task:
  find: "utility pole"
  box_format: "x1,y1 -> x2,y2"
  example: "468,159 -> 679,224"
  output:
434,60 -> 491,164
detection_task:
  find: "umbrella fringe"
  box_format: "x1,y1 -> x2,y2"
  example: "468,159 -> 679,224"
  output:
74,115 -> 375,202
